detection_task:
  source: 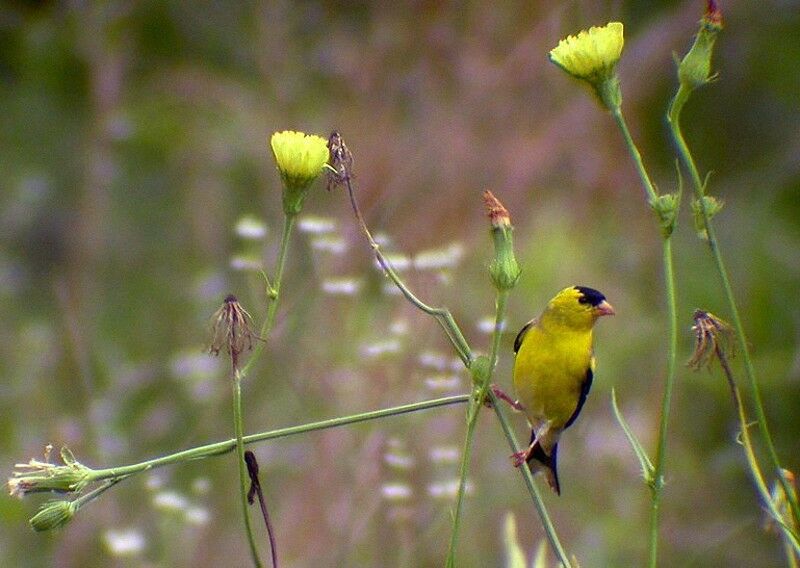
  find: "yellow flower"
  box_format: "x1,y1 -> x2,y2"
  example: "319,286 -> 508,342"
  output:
549,22 -> 624,110
270,130 -> 329,215
549,22 -> 624,82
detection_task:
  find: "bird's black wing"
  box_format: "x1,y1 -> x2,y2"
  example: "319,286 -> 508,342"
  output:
564,365 -> 593,430
513,318 -> 537,354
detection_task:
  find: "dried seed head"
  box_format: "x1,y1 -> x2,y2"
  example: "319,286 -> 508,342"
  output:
209,295 -> 261,358
325,130 -> 354,192
688,309 -> 734,369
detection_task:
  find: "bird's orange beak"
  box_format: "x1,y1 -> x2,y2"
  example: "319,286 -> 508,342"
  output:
595,300 -> 615,317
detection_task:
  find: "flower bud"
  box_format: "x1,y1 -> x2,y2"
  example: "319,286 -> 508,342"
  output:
469,355 -> 492,389
29,500 -> 76,532
483,191 -> 521,291
649,193 -> 680,238
677,1 -> 723,91
692,196 -> 724,239
270,130 -> 329,216
549,22 -> 625,110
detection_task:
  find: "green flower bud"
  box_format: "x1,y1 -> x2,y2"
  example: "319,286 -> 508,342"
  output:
692,196 -> 724,239
29,500 -> 76,532
270,130 -> 329,216
649,193 -> 680,238
549,22 -> 625,111
483,191 -> 521,291
677,1 -> 723,91
469,355 -> 492,389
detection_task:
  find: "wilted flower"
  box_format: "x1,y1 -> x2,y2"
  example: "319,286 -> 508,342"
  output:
325,130 -> 354,192
270,130 -> 329,215
549,22 -> 624,109
688,309 -> 734,369
29,500 -> 76,532
209,295 -> 260,359
8,447 -> 93,498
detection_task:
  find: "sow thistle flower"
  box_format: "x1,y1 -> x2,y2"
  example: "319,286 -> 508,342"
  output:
270,130 -> 329,215
549,22 -> 624,110
8,446 -> 93,498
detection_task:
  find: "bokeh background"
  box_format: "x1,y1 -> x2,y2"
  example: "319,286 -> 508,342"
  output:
1,1 -> 799,566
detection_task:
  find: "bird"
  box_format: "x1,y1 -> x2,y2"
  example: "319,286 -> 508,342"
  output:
504,285 -> 614,495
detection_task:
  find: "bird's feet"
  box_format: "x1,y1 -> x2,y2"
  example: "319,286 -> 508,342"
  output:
510,447 -> 531,468
487,384 -> 524,411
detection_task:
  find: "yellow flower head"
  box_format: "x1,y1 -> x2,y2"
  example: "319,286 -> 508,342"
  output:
270,130 -> 329,215
549,22 -> 624,82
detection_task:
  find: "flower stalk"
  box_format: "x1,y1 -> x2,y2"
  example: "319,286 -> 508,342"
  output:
666,3 -> 800,527
548,21 -> 680,566
331,133 -> 572,565
689,310 -> 800,555
8,395 -> 472,529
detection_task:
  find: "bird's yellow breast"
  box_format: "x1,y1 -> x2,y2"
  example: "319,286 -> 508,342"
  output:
513,324 -> 593,430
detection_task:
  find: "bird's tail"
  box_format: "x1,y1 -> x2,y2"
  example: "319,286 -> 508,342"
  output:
527,433 -> 561,495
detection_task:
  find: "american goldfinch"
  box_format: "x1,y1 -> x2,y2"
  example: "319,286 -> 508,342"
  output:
510,286 -> 614,495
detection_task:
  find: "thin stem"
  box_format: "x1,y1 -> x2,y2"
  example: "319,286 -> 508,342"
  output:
242,214 -> 296,378
342,175 -> 473,366
611,108 -> 659,203
668,86 -> 800,525
716,349 -> 800,555
72,478 -> 122,511
233,369 -> 263,567
337,146 -> 571,563
231,213 -> 295,566
649,238 -> 679,568
611,105 -> 680,568
89,395 -> 471,481
488,393 -> 573,567
446,291 -> 508,567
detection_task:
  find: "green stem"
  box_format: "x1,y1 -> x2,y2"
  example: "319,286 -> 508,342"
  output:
446,291 -> 508,567
716,350 -> 800,556
230,213 -> 295,567
488,393 -> 573,567
612,105 -> 680,568
341,161 -> 570,563
242,214 -> 296,378
342,175 -> 472,366
648,238 -> 679,568
667,86 -> 800,526
611,107 -> 659,203
233,370 -> 263,567
89,395 -> 471,481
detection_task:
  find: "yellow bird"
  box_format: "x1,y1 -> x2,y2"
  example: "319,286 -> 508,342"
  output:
504,286 -> 614,495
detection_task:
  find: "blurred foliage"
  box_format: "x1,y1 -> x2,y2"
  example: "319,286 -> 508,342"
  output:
1,1 -> 799,566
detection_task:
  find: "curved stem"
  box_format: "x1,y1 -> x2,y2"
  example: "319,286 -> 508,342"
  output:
446,291 -> 508,567
668,87 -> 800,526
342,174 -> 473,366
612,105 -> 679,568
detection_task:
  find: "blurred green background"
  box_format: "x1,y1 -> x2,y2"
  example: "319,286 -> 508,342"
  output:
1,1 -> 799,566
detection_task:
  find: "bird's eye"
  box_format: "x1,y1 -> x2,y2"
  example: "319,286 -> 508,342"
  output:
578,296 -> 589,304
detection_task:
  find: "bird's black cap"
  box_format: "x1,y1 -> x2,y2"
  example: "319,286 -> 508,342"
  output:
575,286 -> 606,307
